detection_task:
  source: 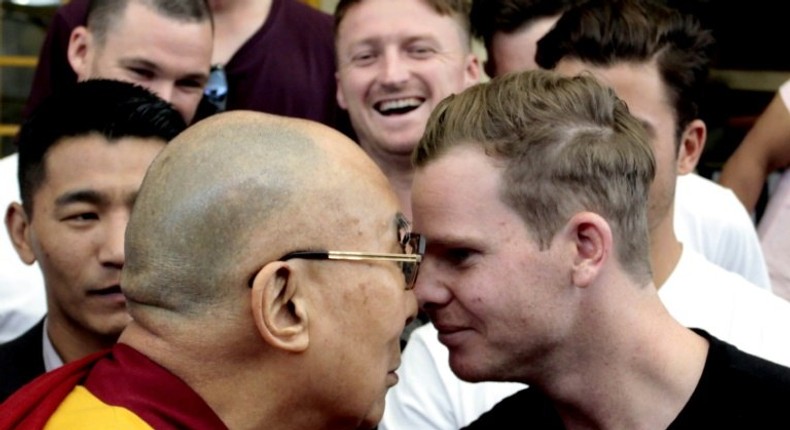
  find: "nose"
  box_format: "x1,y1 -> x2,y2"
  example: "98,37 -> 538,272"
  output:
402,287 -> 419,328
146,81 -> 175,106
412,259 -> 452,310
380,49 -> 409,87
98,212 -> 127,269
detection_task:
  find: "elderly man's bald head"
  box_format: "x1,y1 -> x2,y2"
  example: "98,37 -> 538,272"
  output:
122,111 -> 394,319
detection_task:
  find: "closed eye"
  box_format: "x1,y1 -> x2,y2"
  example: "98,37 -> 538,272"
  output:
351,51 -> 378,66
62,212 -> 99,224
443,248 -> 475,267
407,44 -> 436,59
128,67 -> 155,80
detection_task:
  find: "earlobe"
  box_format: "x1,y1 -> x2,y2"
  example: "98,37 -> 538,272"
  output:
566,212 -> 610,288
5,202 -> 36,265
67,26 -> 92,79
677,119 -> 707,175
250,262 -> 309,353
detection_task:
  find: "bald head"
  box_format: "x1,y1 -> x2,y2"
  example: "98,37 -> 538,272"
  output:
122,111 -> 394,320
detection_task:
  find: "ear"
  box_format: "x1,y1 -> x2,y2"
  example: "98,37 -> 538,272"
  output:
67,26 -> 93,79
250,262 -> 309,353
5,202 -> 37,265
564,212 -> 611,288
676,119 -> 706,175
463,53 -> 481,88
335,71 -> 348,110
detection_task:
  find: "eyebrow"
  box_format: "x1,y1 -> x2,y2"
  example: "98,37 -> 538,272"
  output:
120,58 -> 161,73
637,118 -> 658,139
120,58 -> 210,82
55,189 -> 106,207
55,189 -> 138,208
395,212 -> 410,230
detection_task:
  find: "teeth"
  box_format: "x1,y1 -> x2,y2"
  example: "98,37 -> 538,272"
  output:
379,98 -> 422,112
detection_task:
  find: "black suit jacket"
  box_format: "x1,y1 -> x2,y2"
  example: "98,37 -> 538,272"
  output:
0,317 -> 46,403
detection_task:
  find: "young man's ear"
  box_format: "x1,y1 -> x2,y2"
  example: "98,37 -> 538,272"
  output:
463,52 -> 482,88
563,211 -> 611,288
5,202 -> 37,265
249,262 -> 309,352
677,119 -> 706,175
67,26 -> 93,79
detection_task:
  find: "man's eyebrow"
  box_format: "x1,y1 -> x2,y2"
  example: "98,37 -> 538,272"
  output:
119,57 -> 161,73
55,189 -> 106,207
395,212 -> 410,230
638,118 -> 657,138
55,189 -> 139,208
119,58 -> 210,82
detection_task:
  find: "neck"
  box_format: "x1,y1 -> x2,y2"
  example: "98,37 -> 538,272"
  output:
210,0 -> 274,65
648,206 -> 682,289
537,281 -> 708,430
122,322 -> 360,430
362,147 -> 415,219
46,312 -> 120,364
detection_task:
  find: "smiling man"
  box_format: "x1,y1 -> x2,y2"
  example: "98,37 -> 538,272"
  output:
333,0 -> 480,219
0,80 -> 186,403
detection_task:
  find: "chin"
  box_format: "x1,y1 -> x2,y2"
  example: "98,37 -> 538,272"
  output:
449,356 -> 488,383
359,396 -> 386,430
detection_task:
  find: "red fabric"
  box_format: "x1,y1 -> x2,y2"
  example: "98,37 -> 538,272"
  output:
0,349 -> 110,430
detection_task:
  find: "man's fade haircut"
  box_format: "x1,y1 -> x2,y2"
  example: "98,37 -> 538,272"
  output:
87,0 -> 213,45
535,0 -> 715,143
17,79 -> 187,215
333,0 -> 473,49
470,0 -> 584,49
415,69 -> 656,281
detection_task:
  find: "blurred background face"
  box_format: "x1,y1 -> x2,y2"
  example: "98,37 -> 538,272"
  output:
335,0 -> 479,159
554,59 -> 680,232
73,1 -> 212,122
23,136 -> 165,341
411,146 -> 574,382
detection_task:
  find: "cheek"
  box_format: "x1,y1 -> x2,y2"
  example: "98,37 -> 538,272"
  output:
30,223 -> 80,268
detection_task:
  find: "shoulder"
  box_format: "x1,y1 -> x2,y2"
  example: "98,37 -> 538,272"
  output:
672,330 -> 790,427
0,318 -> 45,360
675,173 -> 754,230
462,388 -> 564,430
706,331 -> 790,390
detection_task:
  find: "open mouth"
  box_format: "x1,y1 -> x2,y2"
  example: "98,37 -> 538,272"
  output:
374,97 -> 424,116
89,285 -> 123,296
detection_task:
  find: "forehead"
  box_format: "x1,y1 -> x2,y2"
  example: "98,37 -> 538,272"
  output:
336,0 -> 466,50
39,135 -> 164,192
412,146 -> 509,232
553,59 -> 675,132
95,3 -> 212,68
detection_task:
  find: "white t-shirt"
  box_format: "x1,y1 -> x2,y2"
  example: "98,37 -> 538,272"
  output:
758,170 -> 790,300
756,79 -> 790,300
0,153 -> 46,343
674,173 -> 771,290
